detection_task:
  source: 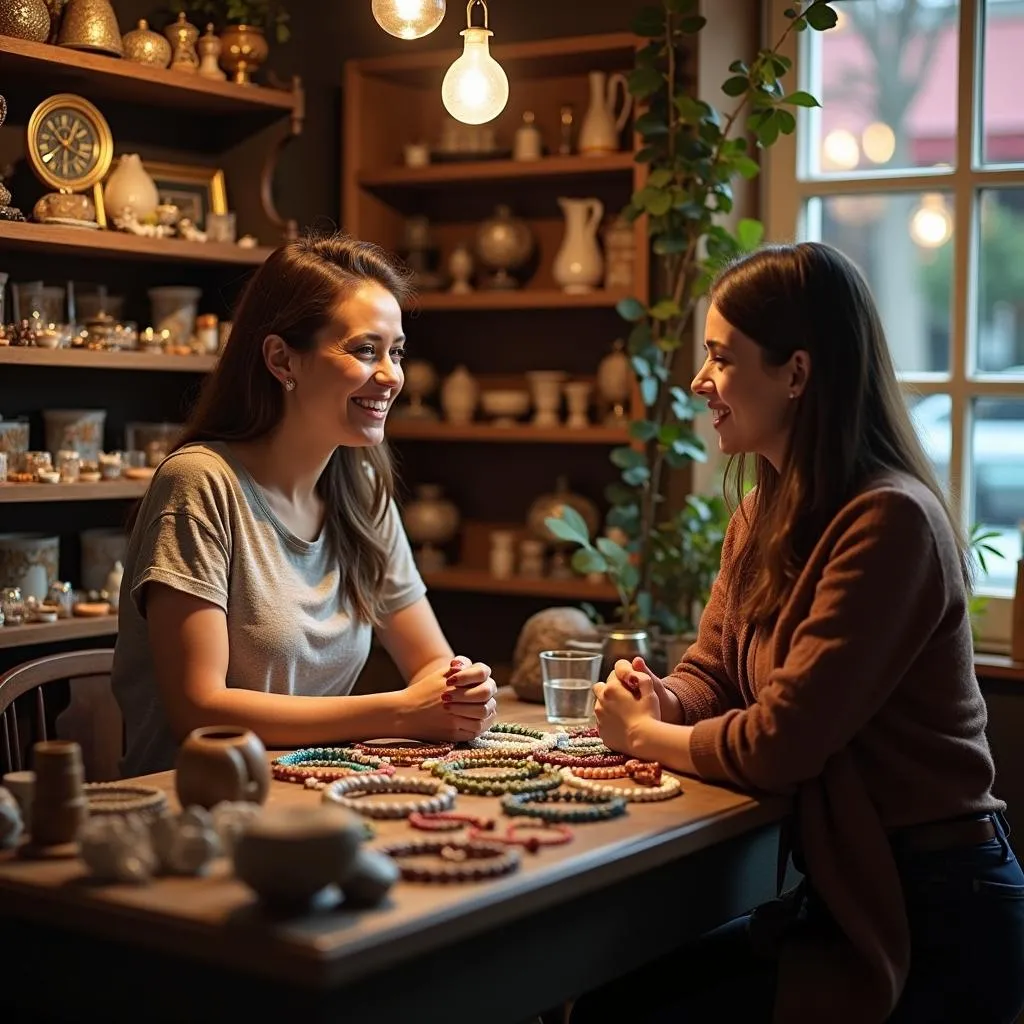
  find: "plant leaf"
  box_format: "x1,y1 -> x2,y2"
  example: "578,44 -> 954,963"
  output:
611,446 -> 645,470
650,298 -> 681,320
776,108 -> 797,135
629,419 -> 659,442
733,154 -> 761,179
616,297 -> 648,322
783,90 -> 820,108
622,464 -> 651,486
571,547 -> 608,575
679,15 -> 706,33
722,75 -> 749,97
736,217 -> 764,251
545,514 -> 590,545
640,376 -> 659,406
628,65 -> 664,99
596,536 -> 631,567
805,3 -> 839,31
647,168 -> 674,189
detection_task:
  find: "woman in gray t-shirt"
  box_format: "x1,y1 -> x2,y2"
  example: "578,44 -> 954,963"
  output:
112,235 -> 497,777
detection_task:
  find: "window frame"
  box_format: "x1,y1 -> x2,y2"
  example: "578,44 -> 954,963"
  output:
761,0 -> 1022,651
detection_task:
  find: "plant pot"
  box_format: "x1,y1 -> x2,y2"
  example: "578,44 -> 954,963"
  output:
220,24 -> 269,84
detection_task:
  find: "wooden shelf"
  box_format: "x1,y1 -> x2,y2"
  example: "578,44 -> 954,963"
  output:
0,221 -> 273,265
0,36 -> 299,118
360,153 -> 635,188
0,481 -> 148,503
422,567 -> 617,601
0,347 -> 217,372
410,290 -> 630,312
387,421 -> 628,444
0,615 -> 117,650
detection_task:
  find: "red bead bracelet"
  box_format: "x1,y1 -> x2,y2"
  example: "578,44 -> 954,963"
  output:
354,741 -> 454,766
408,811 -> 496,833
467,821 -> 573,853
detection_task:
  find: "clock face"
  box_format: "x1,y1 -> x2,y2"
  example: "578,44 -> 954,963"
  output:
27,94 -> 112,193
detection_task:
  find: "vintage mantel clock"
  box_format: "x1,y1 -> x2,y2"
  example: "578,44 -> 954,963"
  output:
26,93 -> 113,228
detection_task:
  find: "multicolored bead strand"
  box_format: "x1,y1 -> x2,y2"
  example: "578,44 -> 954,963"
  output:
271,746 -> 396,784
501,789 -> 628,823
320,775 -> 456,820
353,741 -> 455,766
379,838 -> 521,882
469,722 -> 560,752
409,811 -> 496,833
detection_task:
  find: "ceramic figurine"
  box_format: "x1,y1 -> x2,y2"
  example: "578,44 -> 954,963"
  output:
440,364 -> 478,423
165,11 -> 200,74
447,244 -> 474,294
78,814 -> 158,883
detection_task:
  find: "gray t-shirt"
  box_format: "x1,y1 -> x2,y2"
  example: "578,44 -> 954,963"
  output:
111,442 -> 426,777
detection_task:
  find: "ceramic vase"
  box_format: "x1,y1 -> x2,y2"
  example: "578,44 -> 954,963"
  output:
440,364 -> 478,424
42,408 -> 106,461
525,370 -> 566,427
578,70 -> 633,155
104,154 -> 159,223
403,484 -> 460,571
121,18 -> 171,66
175,726 -> 270,809
0,533 -> 60,601
148,286 -> 201,348
553,197 -> 605,294
596,340 -> 632,425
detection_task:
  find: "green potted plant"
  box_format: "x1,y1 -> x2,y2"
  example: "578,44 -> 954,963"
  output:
546,0 -> 837,646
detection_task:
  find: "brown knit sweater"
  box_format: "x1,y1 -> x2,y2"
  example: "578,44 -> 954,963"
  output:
664,471 -> 1003,1024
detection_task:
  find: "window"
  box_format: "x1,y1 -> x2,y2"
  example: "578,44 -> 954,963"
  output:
764,0 -> 1024,648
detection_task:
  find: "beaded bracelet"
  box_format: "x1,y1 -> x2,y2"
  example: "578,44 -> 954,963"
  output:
559,767 -> 682,802
432,760 -> 563,797
379,838 -> 521,882
531,749 -> 627,769
352,741 -> 454,766
320,774 -> 456,820
409,811 -> 496,833
467,821 -> 573,852
501,789 -> 628,823
568,759 -> 663,783
469,722 -> 560,752
272,751 -> 396,784
424,746 -> 535,768
555,734 -> 615,754
432,756 -> 542,783
83,783 -> 168,819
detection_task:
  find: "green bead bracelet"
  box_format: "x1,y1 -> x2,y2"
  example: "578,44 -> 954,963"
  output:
501,789 -> 628,823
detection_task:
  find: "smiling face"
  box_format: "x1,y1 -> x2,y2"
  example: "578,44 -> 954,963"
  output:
288,281 -> 406,448
691,303 -> 807,470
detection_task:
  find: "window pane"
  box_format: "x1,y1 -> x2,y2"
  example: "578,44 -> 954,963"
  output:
976,189 -> 1024,375
982,1 -> 1024,165
908,393 -> 952,493
808,193 -> 953,374
971,397 -> 1024,591
800,0 -> 959,177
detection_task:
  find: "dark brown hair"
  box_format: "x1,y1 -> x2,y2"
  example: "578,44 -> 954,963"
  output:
711,241 -> 969,624
137,232 -> 412,625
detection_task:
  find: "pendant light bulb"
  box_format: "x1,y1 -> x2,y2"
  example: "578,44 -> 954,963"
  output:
441,0 -> 508,125
372,0 -> 446,40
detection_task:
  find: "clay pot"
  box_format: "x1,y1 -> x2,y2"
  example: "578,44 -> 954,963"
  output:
174,726 -> 269,810
233,805 -> 366,912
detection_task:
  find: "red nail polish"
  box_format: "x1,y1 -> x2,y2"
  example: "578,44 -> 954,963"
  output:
442,692 -> 452,703
444,667 -> 459,679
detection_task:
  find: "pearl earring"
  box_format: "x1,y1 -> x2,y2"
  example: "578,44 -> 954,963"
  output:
789,391 -> 797,399
284,377 -> 296,392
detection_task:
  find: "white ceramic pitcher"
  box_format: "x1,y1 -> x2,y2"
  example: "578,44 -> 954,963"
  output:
578,70 -> 633,155
553,197 -> 605,294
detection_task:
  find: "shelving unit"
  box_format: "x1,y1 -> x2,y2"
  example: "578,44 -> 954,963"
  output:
344,32 -> 645,665
0,481 -> 148,503
0,615 -> 117,651
0,27 -> 302,667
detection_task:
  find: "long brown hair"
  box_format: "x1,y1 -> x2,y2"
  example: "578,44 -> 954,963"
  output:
136,232 -> 412,625
711,241 -> 969,624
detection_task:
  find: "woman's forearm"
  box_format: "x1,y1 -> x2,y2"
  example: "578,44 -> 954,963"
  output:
175,687 -> 407,747
630,718 -> 698,776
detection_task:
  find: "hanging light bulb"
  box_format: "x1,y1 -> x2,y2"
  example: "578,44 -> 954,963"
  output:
372,0 -> 446,40
441,0 -> 508,125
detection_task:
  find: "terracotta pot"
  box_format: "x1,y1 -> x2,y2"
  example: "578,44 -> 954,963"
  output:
175,726 -> 269,810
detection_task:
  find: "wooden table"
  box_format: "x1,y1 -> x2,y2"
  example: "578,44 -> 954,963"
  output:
0,692 -> 787,1024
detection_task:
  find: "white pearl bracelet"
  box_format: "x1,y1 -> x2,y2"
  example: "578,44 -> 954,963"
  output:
320,774 -> 457,819
559,767 -> 682,802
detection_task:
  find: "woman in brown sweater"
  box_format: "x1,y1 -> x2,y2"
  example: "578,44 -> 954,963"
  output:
571,242 -> 1024,1024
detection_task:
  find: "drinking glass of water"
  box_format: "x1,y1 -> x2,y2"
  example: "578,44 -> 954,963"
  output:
539,650 -> 602,725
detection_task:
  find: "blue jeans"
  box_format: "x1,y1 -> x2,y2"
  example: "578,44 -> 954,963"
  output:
569,813 -> 1024,1023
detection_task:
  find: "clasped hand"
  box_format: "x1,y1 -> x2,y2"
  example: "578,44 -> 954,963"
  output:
593,657 -> 665,754
403,655 -> 497,742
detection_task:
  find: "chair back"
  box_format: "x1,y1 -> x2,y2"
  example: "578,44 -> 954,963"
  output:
0,649 -> 122,781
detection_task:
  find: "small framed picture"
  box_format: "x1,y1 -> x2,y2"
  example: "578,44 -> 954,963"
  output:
145,162 -> 228,230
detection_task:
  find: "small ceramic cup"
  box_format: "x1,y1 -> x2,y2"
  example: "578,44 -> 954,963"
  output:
175,726 -> 270,810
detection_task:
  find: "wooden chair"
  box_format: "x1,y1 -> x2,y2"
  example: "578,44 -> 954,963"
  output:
0,649 -> 122,782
